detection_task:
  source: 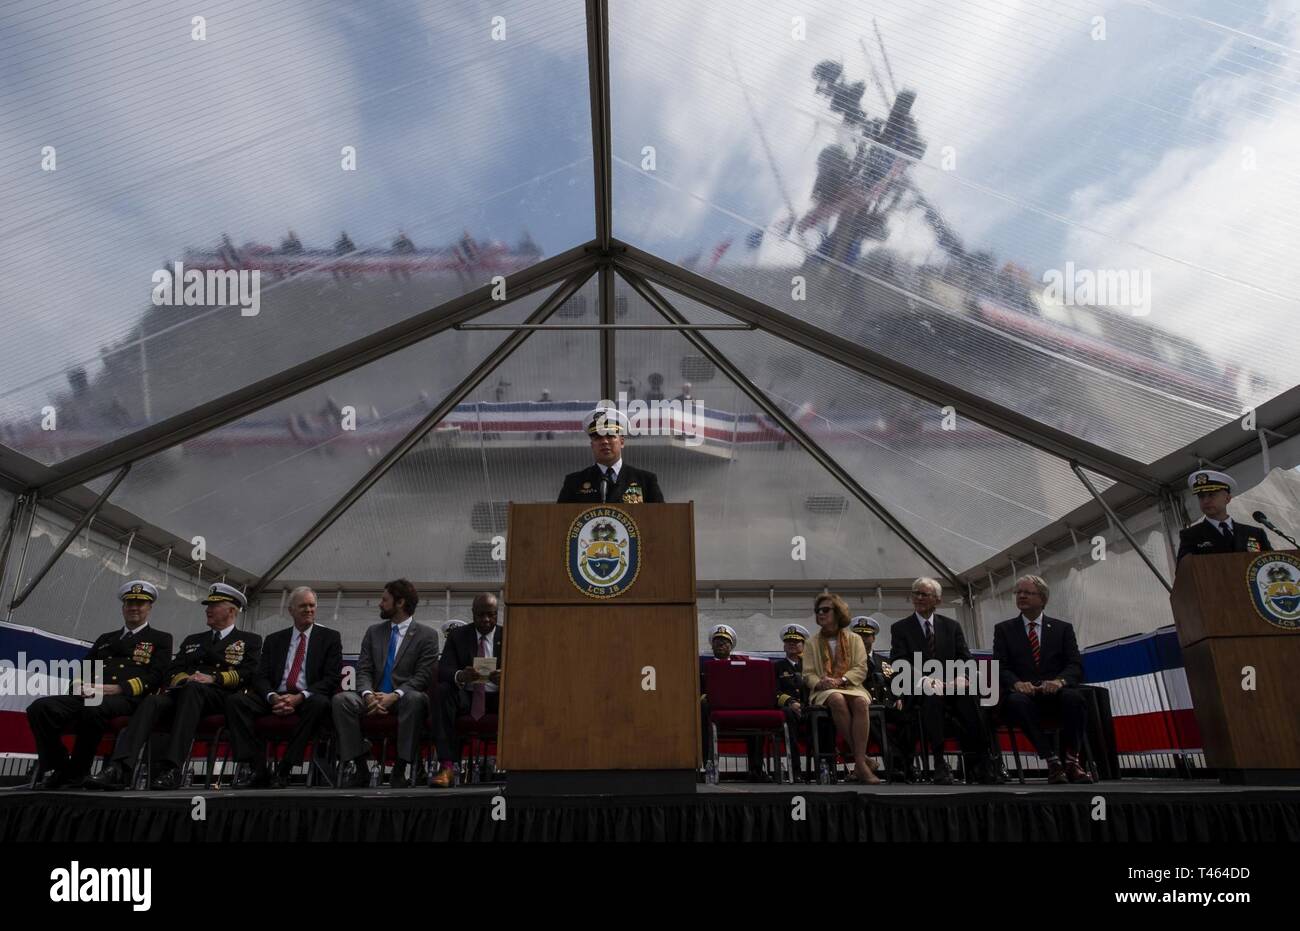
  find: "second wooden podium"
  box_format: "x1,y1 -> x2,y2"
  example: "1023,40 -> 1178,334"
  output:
497,502 -> 700,793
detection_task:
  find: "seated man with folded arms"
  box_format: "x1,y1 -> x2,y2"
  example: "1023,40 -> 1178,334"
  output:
332,579 -> 439,788
226,586 -> 342,789
431,595 -> 503,787
775,624 -> 809,781
87,583 -> 260,790
28,581 -> 173,789
992,574 -> 1093,784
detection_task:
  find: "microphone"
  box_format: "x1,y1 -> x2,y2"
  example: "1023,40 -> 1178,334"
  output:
1252,511 -> 1299,549
600,478 -> 608,503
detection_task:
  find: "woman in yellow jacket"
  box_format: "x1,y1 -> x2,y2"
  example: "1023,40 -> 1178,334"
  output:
803,592 -> 880,784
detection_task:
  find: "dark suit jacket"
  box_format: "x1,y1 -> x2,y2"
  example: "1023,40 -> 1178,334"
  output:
356,619 -> 438,695
991,615 -> 1083,692
774,657 -> 804,708
80,625 -> 174,699
1176,518 -> 1271,561
437,624 -> 504,689
888,613 -> 971,664
168,628 -> 261,690
557,463 -> 665,504
251,624 -> 343,698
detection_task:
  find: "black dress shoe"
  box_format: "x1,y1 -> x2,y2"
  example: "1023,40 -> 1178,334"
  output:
342,759 -> 371,788
35,768 -> 71,790
85,763 -> 129,791
150,766 -> 181,790
932,764 -> 956,786
389,761 -> 410,788
233,764 -> 271,790
269,769 -> 290,790
1047,759 -> 1069,784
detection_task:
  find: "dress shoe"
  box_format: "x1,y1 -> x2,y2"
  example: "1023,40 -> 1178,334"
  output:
84,763 -> 129,791
233,764 -> 271,790
269,768 -> 290,790
389,761 -> 411,788
35,768 -> 72,790
1065,760 -> 1094,784
430,766 -> 455,788
1046,759 -> 1069,784
150,766 -> 181,790
932,764 -> 956,786
341,758 -> 371,788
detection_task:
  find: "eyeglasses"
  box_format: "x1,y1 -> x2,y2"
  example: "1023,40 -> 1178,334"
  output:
1013,590 -> 1039,597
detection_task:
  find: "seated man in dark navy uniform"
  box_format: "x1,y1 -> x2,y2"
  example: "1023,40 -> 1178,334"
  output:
992,575 -> 1093,784
27,581 -> 173,789
775,624 -> 809,781
87,583 -> 260,790
1176,469 -> 1271,561
557,406 -> 664,504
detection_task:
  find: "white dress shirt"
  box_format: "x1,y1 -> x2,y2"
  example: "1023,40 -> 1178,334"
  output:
121,621 -> 150,637
596,458 -> 623,484
272,623 -> 313,699
1021,613 -> 1045,640
1206,516 -> 1235,536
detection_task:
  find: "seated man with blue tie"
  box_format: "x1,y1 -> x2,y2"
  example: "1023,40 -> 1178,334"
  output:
556,406 -> 665,504
28,581 -> 173,789
431,594 -> 504,787
331,579 -> 439,788
226,586 -> 342,789
992,574 -> 1093,784
86,583 -> 261,790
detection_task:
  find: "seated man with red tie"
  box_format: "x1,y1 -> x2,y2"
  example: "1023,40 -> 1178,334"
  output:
225,586 -> 342,788
992,574 -> 1093,784
431,593 -> 503,787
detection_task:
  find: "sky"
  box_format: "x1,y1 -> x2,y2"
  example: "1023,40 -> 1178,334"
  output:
1,0 -> 1297,429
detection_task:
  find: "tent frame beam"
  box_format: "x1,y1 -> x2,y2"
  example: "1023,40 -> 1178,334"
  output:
249,269 -> 596,598
38,245 -> 598,497
1071,462 -> 1172,593
619,266 -> 964,594
614,243 -> 1162,496
10,465 -> 129,610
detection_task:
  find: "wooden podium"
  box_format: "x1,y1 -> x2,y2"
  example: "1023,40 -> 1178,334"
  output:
497,503 -> 700,793
1170,551 -> 1300,784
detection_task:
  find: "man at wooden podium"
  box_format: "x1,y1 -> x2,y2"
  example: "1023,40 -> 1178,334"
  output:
1175,469 -> 1271,561
556,406 -> 665,504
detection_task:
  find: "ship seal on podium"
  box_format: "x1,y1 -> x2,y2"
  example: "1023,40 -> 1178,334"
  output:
567,507 -> 642,599
1246,552 -> 1300,630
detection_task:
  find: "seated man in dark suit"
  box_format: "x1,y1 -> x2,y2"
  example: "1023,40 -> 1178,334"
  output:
27,581 -> 173,789
557,406 -> 664,504
775,624 -> 809,781
993,574 -> 1093,784
431,593 -> 503,787
889,577 -> 994,785
1176,469 -> 1271,561
332,579 -> 439,788
87,583 -> 260,790
226,586 -> 342,789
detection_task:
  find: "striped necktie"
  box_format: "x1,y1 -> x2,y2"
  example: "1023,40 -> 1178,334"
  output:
1027,620 -> 1041,669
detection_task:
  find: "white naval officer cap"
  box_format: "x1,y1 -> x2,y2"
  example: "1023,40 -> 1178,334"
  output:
586,406 -> 629,437
780,623 -> 810,643
1188,469 -> 1236,495
709,623 -> 737,646
201,582 -> 248,610
118,580 -> 158,603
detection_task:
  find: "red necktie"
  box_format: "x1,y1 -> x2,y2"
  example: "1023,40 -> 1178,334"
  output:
285,633 -> 307,693
1027,620 -> 1041,669
471,635 -> 487,720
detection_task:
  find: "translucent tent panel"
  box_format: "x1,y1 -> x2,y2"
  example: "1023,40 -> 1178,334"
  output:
83,289 -> 557,577
0,0 -> 593,465
614,284 -> 932,580
660,286 -> 1113,573
608,0 -> 1300,464
282,278 -> 603,583
3,505 -> 211,642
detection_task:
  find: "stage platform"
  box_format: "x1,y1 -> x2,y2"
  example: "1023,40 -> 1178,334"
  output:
3,779 -> 1298,842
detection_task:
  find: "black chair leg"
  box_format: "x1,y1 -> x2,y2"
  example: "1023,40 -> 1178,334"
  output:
1007,726 -> 1025,784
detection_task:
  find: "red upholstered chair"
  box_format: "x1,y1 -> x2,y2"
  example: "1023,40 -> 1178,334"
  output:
704,658 -> 793,784
452,713 -> 499,784
252,713 -> 332,787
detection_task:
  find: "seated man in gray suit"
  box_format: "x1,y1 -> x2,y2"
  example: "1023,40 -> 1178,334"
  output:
331,579 -> 438,788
